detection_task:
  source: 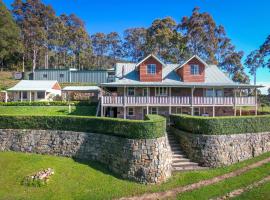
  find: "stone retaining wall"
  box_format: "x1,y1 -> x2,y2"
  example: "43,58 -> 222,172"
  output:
170,127 -> 270,167
0,129 -> 172,184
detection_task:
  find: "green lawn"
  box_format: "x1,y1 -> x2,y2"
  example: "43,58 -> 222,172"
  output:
232,181 -> 270,200
0,106 -> 96,116
177,162 -> 270,200
241,106 -> 270,113
0,152 -> 269,200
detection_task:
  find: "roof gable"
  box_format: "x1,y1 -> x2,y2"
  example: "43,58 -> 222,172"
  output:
175,55 -> 208,71
135,54 -> 166,67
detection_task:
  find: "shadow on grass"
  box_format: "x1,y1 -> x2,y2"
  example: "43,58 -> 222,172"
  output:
72,157 -> 127,181
68,106 -> 97,116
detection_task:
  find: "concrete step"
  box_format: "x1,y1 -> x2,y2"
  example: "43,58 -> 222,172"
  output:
172,162 -> 199,168
171,150 -> 184,154
172,154 -> 185,159
172,158 -> 190,163
172,166 -> 206,171
171,146 -> 181,151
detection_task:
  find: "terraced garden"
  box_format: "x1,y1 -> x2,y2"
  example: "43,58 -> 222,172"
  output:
0,151 -> 269,200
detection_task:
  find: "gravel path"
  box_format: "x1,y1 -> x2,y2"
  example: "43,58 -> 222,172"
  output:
118,157 -> 270,200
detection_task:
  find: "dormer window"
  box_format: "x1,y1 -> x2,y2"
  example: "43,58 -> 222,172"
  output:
147,64 -> 156,74
191,64 -> 200,75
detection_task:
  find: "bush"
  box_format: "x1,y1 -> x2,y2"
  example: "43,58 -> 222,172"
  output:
0,114 -> 166,139
170,114 -> 270,135
0,101 -> 97,106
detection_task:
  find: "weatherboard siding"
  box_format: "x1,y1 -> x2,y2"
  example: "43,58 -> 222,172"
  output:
139,57 -> 163,82
177,57 -> 206,82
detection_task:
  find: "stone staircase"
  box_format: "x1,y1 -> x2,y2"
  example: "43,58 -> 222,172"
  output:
167,133 -> 203,171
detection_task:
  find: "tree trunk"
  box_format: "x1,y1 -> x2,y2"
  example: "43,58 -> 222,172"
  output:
254,68 -> 257,85
33,49 -> 37,72
22,55 -> 25,72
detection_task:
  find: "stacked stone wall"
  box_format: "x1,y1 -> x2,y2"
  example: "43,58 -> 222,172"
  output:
171,127 -> 270,167
0,129 -> 172,184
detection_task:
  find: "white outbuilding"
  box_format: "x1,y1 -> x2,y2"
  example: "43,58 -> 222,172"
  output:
7,80 -> 61,102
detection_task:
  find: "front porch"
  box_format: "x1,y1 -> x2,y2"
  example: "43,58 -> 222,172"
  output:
100,86 -> 258,119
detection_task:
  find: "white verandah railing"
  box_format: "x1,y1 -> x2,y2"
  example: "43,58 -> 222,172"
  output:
101,96 -> 256,106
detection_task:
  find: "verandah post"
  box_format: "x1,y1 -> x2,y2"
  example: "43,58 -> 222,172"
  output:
234,88 -> 237,116
212,88 -> 215,117
191,87 -> 194,116
169,87 -> 172,115
239,89 -> 242,116
123,86 -> 127,119
255,88 -> 258,116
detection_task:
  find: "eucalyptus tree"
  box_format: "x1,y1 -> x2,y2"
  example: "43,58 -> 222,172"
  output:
0,0 -> 22,70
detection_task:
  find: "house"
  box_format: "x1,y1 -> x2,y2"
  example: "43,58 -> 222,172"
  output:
7,80 -> 61,102
100,54 -> 262,120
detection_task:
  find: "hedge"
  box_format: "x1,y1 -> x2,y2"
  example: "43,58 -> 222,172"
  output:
0,101 -> 97,106
0,114 -> 166,139
170,114 -> 270,135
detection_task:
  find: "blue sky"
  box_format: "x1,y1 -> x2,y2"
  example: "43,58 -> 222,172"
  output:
3,0 -> 270,92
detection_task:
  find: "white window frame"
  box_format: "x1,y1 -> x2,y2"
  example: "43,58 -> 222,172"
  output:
155,87 -> 168,96
147,64 -> 156,74
127,87 -> 135,96
190,64 -> 200,75
127,107 -> 135,116
150,107 -> 158,115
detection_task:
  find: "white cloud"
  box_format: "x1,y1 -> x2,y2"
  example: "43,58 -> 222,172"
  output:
257,82 -> 270,94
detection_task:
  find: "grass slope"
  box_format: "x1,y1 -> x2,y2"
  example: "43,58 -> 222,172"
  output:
177,162 -> 270,200
0,152 -> 269,200
0,106 -> 96,116
232,181 -> 270,200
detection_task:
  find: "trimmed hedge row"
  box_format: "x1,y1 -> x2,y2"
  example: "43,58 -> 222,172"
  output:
0,101 -> 97,106
0,114 -> 166,139
170,114 -> 270,135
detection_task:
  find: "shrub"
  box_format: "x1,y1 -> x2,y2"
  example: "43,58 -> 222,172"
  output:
170,114 -> 270,135
0,114 -> 166,139
0,101 -> 97,106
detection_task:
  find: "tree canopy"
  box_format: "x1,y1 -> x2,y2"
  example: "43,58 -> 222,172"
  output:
0,0 -> 22,70
0,1 -> 254,83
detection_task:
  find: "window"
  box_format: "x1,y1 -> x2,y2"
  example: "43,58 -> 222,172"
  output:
205,89 -> 224,97
127,87 -> 135,96
150,107 -> 158,115
22,91 -> 27,99
59,74 -> 64,78
216,90 -> 224,97
206,89 -> 214,97
155,87 -> 167,96
147,64 -> 156,74
43,74 -> 47,78
190,64 -> 200,75
37,91 -> 45,99
127,107 -> 134,116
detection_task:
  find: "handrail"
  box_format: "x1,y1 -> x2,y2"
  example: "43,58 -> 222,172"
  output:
101,96 -> 256,106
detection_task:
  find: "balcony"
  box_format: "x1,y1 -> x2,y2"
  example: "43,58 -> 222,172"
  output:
101,96 -> 256,107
